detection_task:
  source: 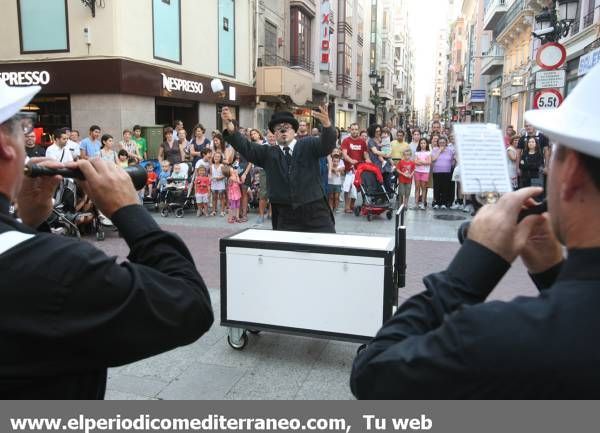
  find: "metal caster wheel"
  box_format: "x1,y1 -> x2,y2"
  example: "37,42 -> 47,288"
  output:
96,231 -> 105,241
367,213 -> 372,221
354,205 -> 361,217
175,208 -> 185,218
386,210 -> 393,220
227,328 -> 248,350
160,208 -> 169,217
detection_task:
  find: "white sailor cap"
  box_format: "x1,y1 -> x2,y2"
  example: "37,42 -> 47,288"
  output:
0,79 -> 40,125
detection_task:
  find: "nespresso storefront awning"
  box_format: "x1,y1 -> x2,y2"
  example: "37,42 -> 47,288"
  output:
0,59 -> 256,105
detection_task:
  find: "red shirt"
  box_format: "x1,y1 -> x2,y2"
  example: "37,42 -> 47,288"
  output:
341,136 -> 368,172
396,160 -> 415,184
146,172 -> 158,185
195,176 -> 211,194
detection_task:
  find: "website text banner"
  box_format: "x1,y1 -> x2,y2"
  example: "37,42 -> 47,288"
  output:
3,401 -> 599,433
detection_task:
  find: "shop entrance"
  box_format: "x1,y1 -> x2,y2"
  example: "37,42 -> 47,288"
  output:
155,98 -> 198,137
21,95 -> 71,145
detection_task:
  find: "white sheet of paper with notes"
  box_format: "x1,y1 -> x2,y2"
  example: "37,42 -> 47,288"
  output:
454,124 -> 512,195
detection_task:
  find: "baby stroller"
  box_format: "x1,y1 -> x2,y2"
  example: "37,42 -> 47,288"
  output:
92,209 -> 118,241
353,162 -> 394,221
141,160 -> 161,212
159,178 -> 195,218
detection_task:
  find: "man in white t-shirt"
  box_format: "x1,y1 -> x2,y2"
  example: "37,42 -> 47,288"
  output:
64,127 -> 80,160
45,128 -> 73,163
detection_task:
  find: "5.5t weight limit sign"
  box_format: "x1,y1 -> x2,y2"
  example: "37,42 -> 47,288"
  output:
534,89 -> 563,109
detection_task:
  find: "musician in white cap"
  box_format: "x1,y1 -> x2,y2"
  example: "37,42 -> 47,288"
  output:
0,80 -> 213,398
351,64 -> 600,398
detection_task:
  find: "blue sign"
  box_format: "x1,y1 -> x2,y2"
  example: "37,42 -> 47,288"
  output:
578,47 -> 600,77
471,89 -> 486,102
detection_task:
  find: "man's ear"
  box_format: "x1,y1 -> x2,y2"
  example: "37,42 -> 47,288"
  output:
0,130 -> 18,162
560,150 -> 585,202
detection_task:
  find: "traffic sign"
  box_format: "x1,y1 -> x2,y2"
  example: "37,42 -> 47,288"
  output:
536,42 -> 567,70
533,89 -> 563,109
535,69 -> 566,89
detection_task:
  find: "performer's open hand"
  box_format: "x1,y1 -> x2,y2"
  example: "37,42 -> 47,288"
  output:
312,104 -> 331,128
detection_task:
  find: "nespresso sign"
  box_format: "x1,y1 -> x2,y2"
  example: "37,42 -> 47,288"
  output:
0,59 -> 254,104
161,73 -> 204,94
1,70 -> 50,86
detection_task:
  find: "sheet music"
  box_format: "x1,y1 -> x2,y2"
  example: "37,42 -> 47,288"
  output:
454,124 -> 512,194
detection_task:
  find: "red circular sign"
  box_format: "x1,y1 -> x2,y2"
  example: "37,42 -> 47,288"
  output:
534,89 -> 563,109
536,42 -> 567,70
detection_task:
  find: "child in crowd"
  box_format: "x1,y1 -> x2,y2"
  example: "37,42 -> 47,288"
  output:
396,149 -> 415,208
195,148 -> 212,172
222,165 -> 242,223
171,163 -> 187,181
210,151 -> 227,216
158,161 -> 171,188
194,165 -> 211,217
117,149 -> 129,168
327,149 -> 345,211
145,162 -> 158,198
414,138 -> 431,210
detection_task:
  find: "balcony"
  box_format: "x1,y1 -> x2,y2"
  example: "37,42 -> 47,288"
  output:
259,54 -> 290,68
495,0 -> 528,39
256,59 -> 313,106
481,43 -> 505,76
583,9 -> 596,29
484,0 -> 508,32
289,56 -> 315,74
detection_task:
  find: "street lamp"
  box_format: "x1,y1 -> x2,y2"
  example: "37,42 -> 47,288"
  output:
451,89 -> 458,121
533,0 -> 579,42
369,71 -> 383,123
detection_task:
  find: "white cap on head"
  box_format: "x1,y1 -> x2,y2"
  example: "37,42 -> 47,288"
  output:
0,80 -> 40,125
524,62 -> 600,158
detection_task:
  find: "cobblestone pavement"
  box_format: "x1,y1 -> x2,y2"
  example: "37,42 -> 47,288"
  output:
91,204 -> 537,400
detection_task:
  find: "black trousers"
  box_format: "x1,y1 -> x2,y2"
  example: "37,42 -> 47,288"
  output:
433,172 -> 453,207
271,198 -> 335,233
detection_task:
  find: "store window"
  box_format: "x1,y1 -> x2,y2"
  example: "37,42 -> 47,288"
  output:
17,0 -> 69,53
23,95 -> 71,144
218,0 -> 236,77
290,7 -> 312,72
152,0 -> 181,64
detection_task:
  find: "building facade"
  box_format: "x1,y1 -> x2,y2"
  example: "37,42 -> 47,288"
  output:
1,0 -> 256,149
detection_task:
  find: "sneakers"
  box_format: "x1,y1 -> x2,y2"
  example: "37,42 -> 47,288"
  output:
433,204 -> 440,210
418,203 -> 425,210
441,205 -> 447,210
255,216 -> 265,224
451,203 -> 461,210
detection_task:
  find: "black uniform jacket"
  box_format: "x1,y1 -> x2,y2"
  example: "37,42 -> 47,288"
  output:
0,196 -> 213,399
351,239 -> 600,398
223,127 -> 336,208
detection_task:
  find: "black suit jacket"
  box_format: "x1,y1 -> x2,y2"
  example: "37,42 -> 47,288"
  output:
223,127 -> 336,208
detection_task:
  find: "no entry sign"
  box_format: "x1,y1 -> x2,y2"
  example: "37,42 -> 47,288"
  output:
536,42 -> 567,70
534,89 -> 563,109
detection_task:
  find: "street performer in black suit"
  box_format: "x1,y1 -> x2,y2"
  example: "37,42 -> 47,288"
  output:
221,105 -> 336,233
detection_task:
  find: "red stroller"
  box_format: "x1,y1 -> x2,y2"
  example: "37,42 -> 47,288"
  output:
353,163 -> 394,221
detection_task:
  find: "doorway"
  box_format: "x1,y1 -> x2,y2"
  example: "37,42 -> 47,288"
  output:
155,98 -> 198,138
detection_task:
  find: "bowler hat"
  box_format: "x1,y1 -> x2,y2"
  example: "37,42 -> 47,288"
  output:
268,111 -> 299,133
0,80 -> 40,125
525,62 -> 600,158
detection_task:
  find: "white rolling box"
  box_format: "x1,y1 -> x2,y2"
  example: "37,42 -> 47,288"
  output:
220,208 -> 407,349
